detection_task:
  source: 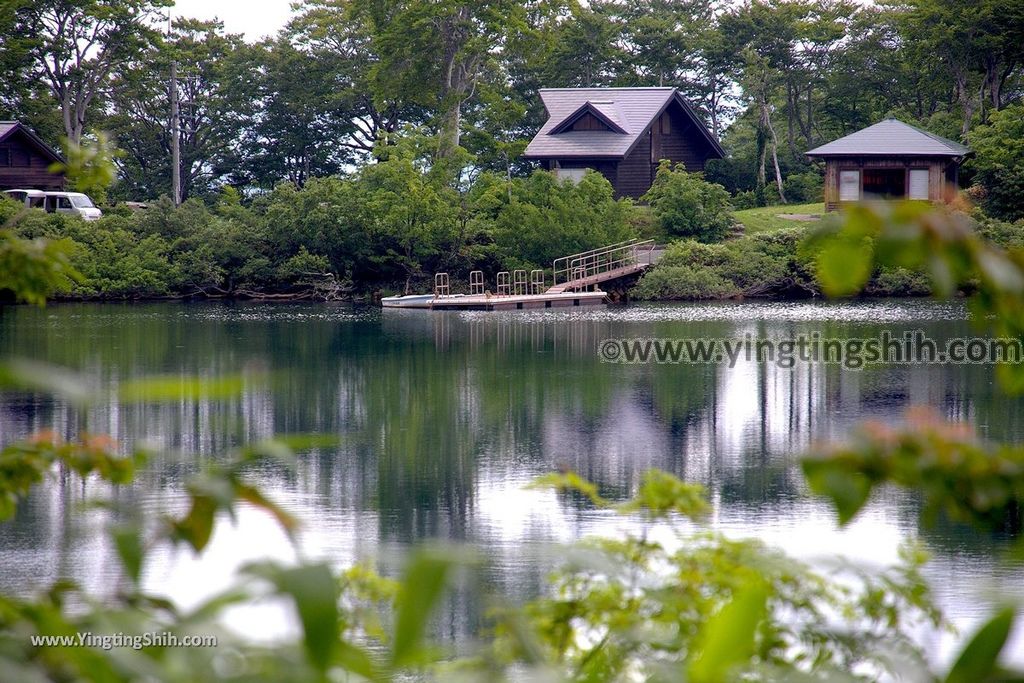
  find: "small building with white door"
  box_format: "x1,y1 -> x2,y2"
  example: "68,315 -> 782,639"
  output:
806,118 -> 970,211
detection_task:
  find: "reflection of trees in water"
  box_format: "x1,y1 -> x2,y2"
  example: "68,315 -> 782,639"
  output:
5,304 -> 1024,640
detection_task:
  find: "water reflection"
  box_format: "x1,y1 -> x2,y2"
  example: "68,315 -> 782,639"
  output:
0,300 -> 1022,664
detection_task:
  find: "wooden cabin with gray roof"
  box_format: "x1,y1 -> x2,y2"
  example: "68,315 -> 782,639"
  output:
0,121 -> 65,191
522,87 -> 725,199
806,118 -> 971,211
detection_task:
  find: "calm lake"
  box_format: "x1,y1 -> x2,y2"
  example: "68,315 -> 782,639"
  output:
1,300 -> 1022,665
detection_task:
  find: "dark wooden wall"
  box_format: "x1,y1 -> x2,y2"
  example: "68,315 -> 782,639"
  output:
615,133 -> 652,199
822,156 -> 957,211
614,102 -> 717,199
0,130 -> 65,190
655,105 -> 713,172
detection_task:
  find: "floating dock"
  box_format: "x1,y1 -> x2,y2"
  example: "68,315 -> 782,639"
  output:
382,290 -> 607,311
381,239 -> 657,312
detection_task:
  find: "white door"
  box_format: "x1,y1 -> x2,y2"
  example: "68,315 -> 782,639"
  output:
839,170 -> 860,201
908,169 -> 929,200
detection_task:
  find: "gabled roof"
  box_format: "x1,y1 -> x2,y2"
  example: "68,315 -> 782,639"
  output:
806,118 -> 970,158
549,101 -> 628,135
523,87 -> 725,160
0,121 -> 64,163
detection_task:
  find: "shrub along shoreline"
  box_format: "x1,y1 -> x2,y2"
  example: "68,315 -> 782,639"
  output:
0,157 -> 637,302
631,210 -> 1024,301
4,161 -> 1021,305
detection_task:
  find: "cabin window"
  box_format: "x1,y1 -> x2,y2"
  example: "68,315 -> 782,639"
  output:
839,170 -> 860,201
555,167 -> 587,184
0,147 -> 9,166
660,114 -> 671,134
908,169 -> 929,200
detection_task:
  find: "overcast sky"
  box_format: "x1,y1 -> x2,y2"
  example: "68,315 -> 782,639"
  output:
171,0 -> 295,40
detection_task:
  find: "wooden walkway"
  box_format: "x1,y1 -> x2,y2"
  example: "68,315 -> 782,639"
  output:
546,239 -> 657,293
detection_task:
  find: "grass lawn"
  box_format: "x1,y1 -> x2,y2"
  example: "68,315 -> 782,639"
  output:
734,202 -> 826,234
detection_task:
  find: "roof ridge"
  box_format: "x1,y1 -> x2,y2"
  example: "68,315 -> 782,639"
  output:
807,117 -> 970,157
890,118 -> 969,153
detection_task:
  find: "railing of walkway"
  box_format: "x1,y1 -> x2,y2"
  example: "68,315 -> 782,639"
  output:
552,239 -> 655,288
513,269 -> 528,295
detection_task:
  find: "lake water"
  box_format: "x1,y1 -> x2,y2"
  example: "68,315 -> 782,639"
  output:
1,300 -> 1022,667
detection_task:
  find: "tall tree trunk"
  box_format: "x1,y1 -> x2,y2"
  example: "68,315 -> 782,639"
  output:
437,97 -> 462,159
954,67 -> 975,137
764,104 -> 786,204
756,129 -> 767,204
785,83 -> 800,160
804,85 -> 814,147
434,6 -> 477,160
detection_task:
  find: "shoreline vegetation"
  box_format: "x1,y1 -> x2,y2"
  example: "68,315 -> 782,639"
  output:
5,181 -> 1022,306
2,0 -> 1022,309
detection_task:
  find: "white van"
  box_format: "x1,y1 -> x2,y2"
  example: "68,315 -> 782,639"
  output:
3,189 -> 103,221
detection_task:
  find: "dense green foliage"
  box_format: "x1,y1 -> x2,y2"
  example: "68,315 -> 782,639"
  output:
0,158 -> 637,299
632,229 -> 813,300
968,103 -> 1024,221
642,162 -> 734,242
634,211 -> 1024,301
483,170 -> 637,270
3,0 -> 1023,219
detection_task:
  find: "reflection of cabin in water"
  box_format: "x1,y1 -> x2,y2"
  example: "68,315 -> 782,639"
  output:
806,118 -> 970,211
522,87 -> 725,199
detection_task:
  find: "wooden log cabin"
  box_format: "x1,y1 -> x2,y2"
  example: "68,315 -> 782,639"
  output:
522,88 -> 724,199
806,118 -> 970,212
0,121 -> 65,191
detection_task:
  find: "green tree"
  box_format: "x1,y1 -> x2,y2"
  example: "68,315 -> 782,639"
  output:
12,0 -> 170,144
369,0 -> 527,160
106,19 -> 254,201
642,162 -> 734,242
489,169 -> 636,269
359,139 -> 463,291
543,1 -> 623,87
239,38 -> 351,188
616,0 -> 708,91
969,103 -> 1024,220
892,0 -> 1024,135
289,0 -> 415,159
262,177 -> 370,285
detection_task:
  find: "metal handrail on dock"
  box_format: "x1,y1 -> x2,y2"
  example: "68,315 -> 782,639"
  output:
530,269 -> 545,294
552,239 -> 655,288
434,272 -> 450,298
513,269 -> 528,296
496,271 -> 511,296
469,270 -> 484,295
